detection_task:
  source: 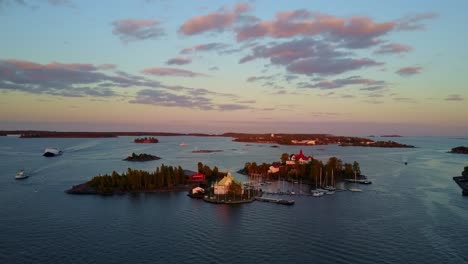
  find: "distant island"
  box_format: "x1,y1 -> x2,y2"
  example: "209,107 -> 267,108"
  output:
134,137 -> 159,143
449,146 -> 468,154
192,150 -> 223,153
381,135 -> 402,137
224,133 -> 412,148
0,133 -> 6,136
124,153 -> 161,162
340,141 -> 415,148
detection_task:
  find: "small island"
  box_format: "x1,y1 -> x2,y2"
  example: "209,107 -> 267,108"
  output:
238,150 -> 365,188
134,137 -> 159,143
67,163 -> 227,195
123,153 -> 161,162
192,150 -> 223,153
67,164 -> 187,195
449,146 -> 468,154
340,140 -> 415,148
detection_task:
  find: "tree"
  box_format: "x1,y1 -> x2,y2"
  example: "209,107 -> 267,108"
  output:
197,162 -> 203,173
353,161 -> 361,175
227,180 -> 243,196
280,153 -> 289,164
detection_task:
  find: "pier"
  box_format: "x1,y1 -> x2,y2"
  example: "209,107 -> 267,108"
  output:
255,197 -> 295,205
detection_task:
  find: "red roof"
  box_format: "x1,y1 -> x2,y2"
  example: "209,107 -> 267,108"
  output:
292,150 -> 312,161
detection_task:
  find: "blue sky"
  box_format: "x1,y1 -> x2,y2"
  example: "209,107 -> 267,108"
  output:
0,0 -> 467,135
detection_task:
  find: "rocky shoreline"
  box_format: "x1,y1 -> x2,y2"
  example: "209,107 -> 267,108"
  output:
123,153 -> 161,162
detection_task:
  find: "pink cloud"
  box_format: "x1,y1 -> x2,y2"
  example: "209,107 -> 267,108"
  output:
166,57 -> 192,65
179,3 -> 250,35
236,10 -> 395,48
375,43 -> 412,54
288,57 -> 383,76
180,43 -> 228,54
396,66 -> 422,76
142,67 -> 206,77
112,19 -> 164,42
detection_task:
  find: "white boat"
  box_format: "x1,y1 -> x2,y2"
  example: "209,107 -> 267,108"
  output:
43,147 -> 63,157
15,169 -> 28,180
179,143 -> 188,147
325,190 -> 335,195
311,190 -> 324,197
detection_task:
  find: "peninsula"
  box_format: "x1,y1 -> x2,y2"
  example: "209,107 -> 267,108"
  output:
123,153 -> 161,162
449,146 -> 468,154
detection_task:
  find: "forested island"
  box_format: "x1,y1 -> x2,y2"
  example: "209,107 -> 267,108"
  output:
66,162 -> 227,195
238,152 -> 362,187
124,153 -> 161,162
134,137 -> 159,143
340,140 -> 415,148
449,146 -> 468,154
67,165 -> 187,194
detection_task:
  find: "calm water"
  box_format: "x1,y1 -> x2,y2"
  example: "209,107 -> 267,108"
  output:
0,135 -> 467,264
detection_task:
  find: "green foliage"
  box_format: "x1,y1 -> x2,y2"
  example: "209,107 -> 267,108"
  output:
228,180 -> 243,196
88,164 -> 184,193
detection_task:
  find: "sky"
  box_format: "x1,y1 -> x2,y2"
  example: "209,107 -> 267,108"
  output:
0,0 -> 467,136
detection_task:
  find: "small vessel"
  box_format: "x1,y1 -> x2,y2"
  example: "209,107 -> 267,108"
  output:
179,142 -> 188,147
15,169 -> 28,180
278,199 -> 295,205
325,190 -> 335,195
43,147 -> 63,157
311,190 -> 324,197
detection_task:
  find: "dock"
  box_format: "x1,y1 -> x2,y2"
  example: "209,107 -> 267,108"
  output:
344,179 -> 372,184
453,176 -> 468,195
255,197 -> 295,205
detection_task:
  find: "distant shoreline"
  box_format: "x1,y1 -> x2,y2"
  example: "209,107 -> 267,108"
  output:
0,130 -> 417,148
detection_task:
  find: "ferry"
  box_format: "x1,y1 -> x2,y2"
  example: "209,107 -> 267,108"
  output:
43,147 -> 63,157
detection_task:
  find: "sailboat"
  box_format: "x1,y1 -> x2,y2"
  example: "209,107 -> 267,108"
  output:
349,171 -> 362,192
311,168 -> 324,197
325,169 -> 336,194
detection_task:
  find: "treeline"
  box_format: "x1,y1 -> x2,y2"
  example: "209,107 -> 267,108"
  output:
88,164 -> 185,194
240,153 -> 361,184
197,162 -> 226,183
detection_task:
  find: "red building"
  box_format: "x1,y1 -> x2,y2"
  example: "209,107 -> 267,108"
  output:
189,172 -> 206,182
